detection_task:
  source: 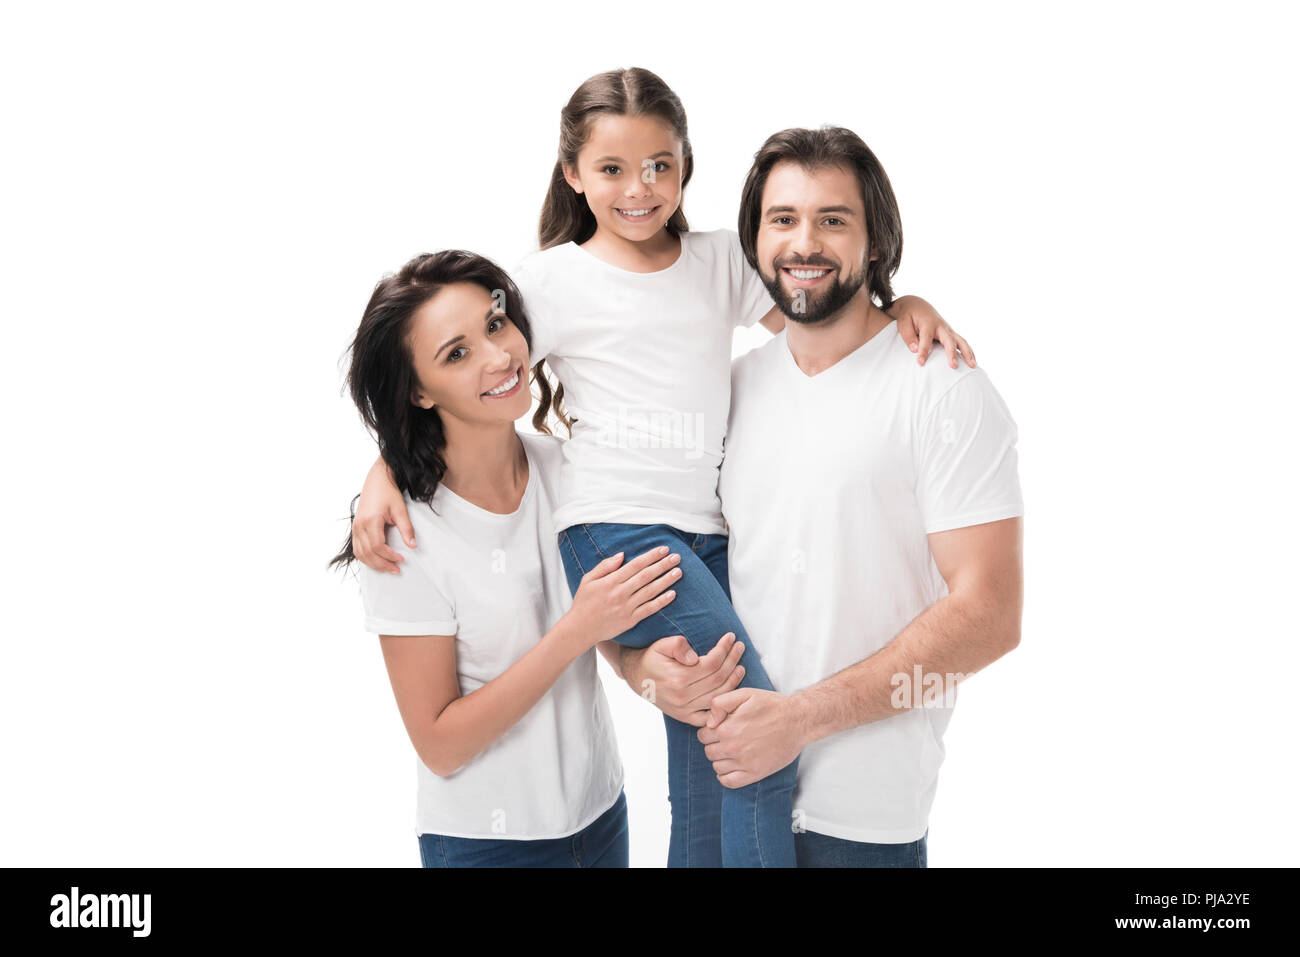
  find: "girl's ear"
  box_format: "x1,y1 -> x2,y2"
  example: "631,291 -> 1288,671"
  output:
561,162 -> 584,194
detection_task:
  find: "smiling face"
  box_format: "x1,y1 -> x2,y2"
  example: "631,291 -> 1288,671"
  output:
562,113 -> 684,243
405,281 -> 532,427
754,161 -> 876,325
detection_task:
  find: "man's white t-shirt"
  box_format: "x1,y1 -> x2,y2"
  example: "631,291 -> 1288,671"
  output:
511,229 -> 774,537
719,323 -> 1023,844
357,431 -> 624,839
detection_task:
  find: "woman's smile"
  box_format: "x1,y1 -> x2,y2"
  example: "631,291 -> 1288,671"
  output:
481,364 -> 524,399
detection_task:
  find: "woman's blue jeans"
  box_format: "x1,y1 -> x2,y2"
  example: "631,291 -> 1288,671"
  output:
558,522 -> 798,868
417,790 -> 629,868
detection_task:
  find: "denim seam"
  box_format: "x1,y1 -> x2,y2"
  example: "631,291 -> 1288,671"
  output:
559,530 -> 585,577
437,835 -> 449,868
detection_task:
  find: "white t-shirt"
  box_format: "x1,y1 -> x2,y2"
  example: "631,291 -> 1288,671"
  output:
511,229 -> 775,536
719,323 -> 1023,844
357,430 -> 624,840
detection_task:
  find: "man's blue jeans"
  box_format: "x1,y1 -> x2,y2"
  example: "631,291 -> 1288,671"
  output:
558,522 -> 798,868
417,791 -> 629,868
795,827 -> 929,868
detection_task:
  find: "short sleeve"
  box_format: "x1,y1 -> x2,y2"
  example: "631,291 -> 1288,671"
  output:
510,254 -> 557,365
725,230 -> 776,329
357,526 -> 458,636
915,370 -> 1024,535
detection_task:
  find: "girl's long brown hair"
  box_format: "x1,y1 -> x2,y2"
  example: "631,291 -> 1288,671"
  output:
535,67 -> 695,421
538,67 -> 694,251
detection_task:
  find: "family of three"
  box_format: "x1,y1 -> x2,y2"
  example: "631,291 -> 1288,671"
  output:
328,66 -> 1024,868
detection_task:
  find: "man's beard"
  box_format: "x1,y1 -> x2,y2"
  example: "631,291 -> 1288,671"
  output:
761,258 -> 868,325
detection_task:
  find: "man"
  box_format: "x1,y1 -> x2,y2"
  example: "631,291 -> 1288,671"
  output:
622,126 -> 1023,867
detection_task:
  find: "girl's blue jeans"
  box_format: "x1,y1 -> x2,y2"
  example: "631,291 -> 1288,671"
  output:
558,522 -> 798,868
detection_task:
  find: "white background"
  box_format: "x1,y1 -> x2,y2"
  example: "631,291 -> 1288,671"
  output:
2,0 -> 1296,867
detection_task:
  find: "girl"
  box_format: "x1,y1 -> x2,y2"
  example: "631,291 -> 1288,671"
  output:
351,68 -> 972,867
329,250 -> 726,867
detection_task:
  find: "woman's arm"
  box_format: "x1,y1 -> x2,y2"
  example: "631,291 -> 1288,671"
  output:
381,547 -> 682,776
380,616 -> 592,777
355,456 -> 416,574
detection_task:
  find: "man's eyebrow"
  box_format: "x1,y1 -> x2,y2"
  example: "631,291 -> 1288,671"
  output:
434,307 -> 502,359
762,204 -> 858,216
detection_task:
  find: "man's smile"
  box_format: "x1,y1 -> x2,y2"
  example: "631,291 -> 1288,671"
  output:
781,265 -> 835,288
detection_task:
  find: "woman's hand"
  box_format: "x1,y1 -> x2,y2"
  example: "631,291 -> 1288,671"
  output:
564,547 -> 682,648
622,632 -> 747,727
353,456 -> 417,574
889,294 -> 976,369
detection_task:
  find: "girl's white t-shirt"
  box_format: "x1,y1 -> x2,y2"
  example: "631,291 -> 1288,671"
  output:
357,431 -> 624,840
511,229 -> 775,536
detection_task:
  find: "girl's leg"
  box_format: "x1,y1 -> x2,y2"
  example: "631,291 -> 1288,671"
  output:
558,523 -> 798,868
560,523 -> 722,868
690,531 -> 799,868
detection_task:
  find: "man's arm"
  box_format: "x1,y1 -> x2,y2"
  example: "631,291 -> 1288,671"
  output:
698,516 -> 1022,788
792,516 -> 1023,743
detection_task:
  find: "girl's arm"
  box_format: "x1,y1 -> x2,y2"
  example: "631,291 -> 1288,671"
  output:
355,456 -> 416,574
381,548 -> 682,777
759,305 -> 785,334
887,295 -> 976,369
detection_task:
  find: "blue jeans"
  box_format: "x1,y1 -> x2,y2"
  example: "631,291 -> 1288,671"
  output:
417,790 -> 629,868
795,827 -> 929,868
558,522 -> 798,868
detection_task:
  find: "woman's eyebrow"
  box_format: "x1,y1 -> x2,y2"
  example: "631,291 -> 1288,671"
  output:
434,308 -> 501,359
434,336 -> 463,360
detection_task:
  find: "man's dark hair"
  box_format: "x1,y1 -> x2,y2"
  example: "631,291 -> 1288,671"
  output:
738,126 -> 903,308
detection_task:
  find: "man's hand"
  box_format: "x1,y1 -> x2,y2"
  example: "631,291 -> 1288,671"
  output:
621,632 -> 747,727
697,688 -> 806,789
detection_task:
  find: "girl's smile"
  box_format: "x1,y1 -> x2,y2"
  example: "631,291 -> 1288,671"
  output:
562,113 -> 684,246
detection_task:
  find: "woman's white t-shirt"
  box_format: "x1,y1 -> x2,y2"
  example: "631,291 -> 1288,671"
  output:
357,431 -> 624,839
511,229 -> 775,536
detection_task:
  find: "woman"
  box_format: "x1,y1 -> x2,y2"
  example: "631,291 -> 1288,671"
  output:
328,250 -> 741,866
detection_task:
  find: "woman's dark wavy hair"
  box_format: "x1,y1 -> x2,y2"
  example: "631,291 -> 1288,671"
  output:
738,126 -> 903,309
538,66 -> 694,251
328,250 -> 571,573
